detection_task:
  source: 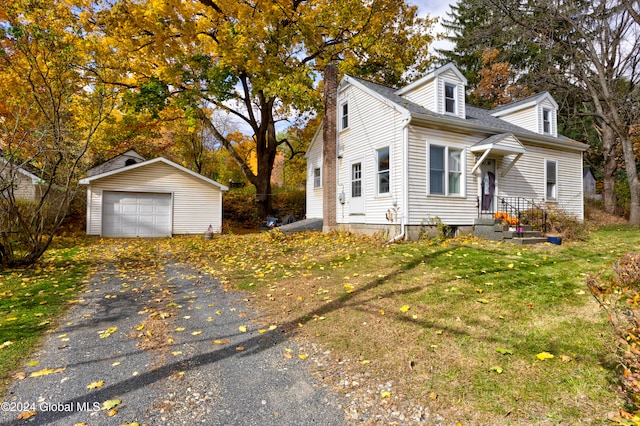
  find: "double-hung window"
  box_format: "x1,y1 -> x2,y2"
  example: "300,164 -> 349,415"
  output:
351,163 -> 362,197
313,167 -> 321,188
377,147 -> 390,195
546,159 -> 557,200
444,83 -> 456,114
542,108 -> 551,134
340,102 -> 349,130
429,144 -> 464,196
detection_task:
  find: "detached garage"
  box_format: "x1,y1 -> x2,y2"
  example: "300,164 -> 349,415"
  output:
80,157 -> 229,237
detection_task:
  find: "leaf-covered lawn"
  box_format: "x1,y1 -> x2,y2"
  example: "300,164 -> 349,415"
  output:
2,225 -> 636,424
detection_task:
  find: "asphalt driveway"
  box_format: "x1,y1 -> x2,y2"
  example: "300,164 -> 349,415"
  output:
0,258 -> 346,425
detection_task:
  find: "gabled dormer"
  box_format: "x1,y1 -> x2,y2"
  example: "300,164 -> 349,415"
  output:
395,63 -> 467,119
490,92 -> 559,137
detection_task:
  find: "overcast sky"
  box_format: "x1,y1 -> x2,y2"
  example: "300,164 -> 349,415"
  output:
409,0 -> 456,53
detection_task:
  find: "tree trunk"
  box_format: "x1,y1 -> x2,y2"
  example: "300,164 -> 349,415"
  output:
620,135 -> 640,224
601,123 -> 618,214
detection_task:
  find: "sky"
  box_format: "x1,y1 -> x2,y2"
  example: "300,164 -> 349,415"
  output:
409,0 -> 456,53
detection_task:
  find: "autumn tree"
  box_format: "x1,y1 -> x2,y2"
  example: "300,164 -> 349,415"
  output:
97,0 -> 435,218
469,48 -> 532,109
441,0 -> 640,221
0,0 -> 117,266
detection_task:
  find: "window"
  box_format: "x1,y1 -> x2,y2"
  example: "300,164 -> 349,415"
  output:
429,144 -> 464,196
546,159 -> 557,200
341,102 -> 349,130
542,108 -> 551,134
377,148 -> 390,194
313,167 -> 321,188
351,163 -> 362,197
444,83 -> 456,114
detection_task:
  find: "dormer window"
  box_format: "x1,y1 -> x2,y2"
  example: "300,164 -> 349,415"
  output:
543,108 -> 551,134
444,84 -> 456,114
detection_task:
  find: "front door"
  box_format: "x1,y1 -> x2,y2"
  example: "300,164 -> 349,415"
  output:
479,159 -> 497,214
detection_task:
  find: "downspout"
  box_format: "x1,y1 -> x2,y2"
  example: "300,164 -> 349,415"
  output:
386,116 -> 411,244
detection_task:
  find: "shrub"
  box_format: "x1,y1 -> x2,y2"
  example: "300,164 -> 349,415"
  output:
587,253 -> 640,413
545,206 -> 589,241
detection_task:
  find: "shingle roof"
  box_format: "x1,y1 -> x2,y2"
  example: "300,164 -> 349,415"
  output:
347,76 -> 575,144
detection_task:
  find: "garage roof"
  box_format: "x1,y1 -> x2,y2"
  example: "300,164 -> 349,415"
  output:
79,157 -> 229,191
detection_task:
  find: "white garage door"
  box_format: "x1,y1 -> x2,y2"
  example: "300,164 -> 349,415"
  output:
102,191 -> 172,237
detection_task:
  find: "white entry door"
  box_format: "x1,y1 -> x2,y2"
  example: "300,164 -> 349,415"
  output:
102,191 -> 172,237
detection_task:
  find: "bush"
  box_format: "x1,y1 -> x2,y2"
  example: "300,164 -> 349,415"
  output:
545,206 -> 589,241
587,253 -> 640,413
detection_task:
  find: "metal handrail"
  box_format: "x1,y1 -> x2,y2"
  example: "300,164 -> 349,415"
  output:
479,196 -> 547,234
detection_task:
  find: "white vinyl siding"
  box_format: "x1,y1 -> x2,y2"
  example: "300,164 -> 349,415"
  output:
408,127 -> 477,225
401,81 -> 436,110
85,161 -> 224,235
335,81 -> 404,224
305,132 -> 324,219
496,105 -> 538,133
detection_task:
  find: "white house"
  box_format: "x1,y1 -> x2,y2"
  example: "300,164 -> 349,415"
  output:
80,157 -> 228,237
306,63 -> 587,240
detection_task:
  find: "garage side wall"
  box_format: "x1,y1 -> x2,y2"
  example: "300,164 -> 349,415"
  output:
86,162 -> 223,236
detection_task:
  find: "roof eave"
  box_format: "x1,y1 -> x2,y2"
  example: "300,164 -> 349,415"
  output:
410,112 -> 588,152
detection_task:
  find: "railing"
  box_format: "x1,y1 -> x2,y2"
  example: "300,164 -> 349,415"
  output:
478,196 -> 547,233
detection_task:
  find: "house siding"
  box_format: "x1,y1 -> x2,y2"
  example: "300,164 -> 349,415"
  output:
402,81 -> 436,111
335,85 -> 404,225
86,161 -> 223,235
305,133 -> 324,219
407,126 -> 478,225
499,144 -> 584,220
496,105 -> 538,133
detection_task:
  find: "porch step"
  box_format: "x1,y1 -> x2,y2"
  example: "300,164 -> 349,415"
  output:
503,230 -> 542,239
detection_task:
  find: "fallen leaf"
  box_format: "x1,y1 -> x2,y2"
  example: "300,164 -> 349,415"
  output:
476,298 -> 489,304
489,366 -> 503,374
238,325 -> 247,333
17,411 -> 38,420
298,354 -> 307,360
380,391 -> 391,398
102,399 -> 121,410
86,381 -> 105,390
171,351 -> 182,356
27,360 -> 39,367
400,305 -> 410,313
361,360 -> 371,365
175,327 -> 186,332
268,325 -> 278,331
112,362 -> 121,367
429,392 -> 438,400
212,339 -> 231,345
0,341 -> 14,349
191,331 -> 203,336
508,263 -> 514,268
30,368 -> 55,377
496,347 -> 513,355
107,408 -> 118,417
536,352 -> 554,361
236,346 -> 245,351
98,327 -> 118,338
560,355 -> 572,362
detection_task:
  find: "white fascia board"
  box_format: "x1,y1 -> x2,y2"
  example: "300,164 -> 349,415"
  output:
79,157 -> 229,191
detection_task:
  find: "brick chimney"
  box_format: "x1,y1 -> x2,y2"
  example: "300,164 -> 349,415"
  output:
322,62 -> 337,232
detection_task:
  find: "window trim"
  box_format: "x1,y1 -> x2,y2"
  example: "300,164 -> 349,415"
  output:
545,158 -> 558,201
428,143 -> 466,197
444,82 -> 457,115
377,147 -> 390,195
340,101 -> 349,131
313,167 -> 321,189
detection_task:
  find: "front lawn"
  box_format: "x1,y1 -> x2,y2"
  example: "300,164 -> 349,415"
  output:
1,225 -> 636,424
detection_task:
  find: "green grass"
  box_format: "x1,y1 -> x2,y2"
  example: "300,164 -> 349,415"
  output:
0,241 -> 89,394
1,225 -> 638,424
